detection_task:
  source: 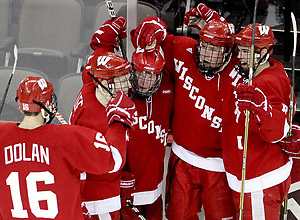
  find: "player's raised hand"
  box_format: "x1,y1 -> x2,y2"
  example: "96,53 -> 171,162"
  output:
106,90 -> 136,129
235,84 -> 272,124
279,124 -> 300,157
90,16 -> 127,50
130,16 -> 167,50
184,3 -> 222,30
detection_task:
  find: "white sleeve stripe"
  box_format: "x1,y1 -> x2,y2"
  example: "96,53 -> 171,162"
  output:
107,107 -> 132,118
273,118 -> 290,143
108,145 -> 123,173
102,24 -> 119,35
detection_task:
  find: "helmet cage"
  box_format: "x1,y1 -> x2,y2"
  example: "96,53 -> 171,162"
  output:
196,40 -> 231,77
130,67 -> 163,98
97,72 -> 132,97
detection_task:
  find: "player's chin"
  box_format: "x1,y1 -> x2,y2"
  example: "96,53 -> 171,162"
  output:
138,86 -> 151,92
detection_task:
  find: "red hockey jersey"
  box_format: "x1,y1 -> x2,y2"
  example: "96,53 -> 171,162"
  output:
127,73 -> 174,205
78,62 -> 174,206
69,82 -> 123,214
0,122 -> 125,220
221,58 -> 292,193
162,34 -> 236,171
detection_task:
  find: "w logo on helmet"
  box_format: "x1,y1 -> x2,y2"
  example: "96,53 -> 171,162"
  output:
37,78 -> 48,91
97,56 -> 112,66
258,25 -> 270,36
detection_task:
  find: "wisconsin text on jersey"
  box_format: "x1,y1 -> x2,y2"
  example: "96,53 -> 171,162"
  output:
174,58 -> 222,129
132,114 -> 169,146
4,143 -> 49,165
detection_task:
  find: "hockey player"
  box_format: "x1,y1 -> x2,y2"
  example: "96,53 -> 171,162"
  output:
221,23 -> 292,219
75,15 -> 174,220
70,51 -> 133,220
120,47 -> 174,220
0,76 -> 135,220
130,4 -> 237,219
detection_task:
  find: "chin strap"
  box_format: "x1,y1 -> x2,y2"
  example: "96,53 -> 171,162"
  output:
253,46 -> 273,73
32,100 -> 55,124
87,72 -> 114,97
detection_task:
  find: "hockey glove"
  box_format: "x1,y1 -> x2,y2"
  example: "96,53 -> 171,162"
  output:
130,16 -> 167,50
120,171 -> 135,206
106,90 -> 136,130
235,84 -> 272,124
279,124 -> 300,157
90,16 -> 127,51
184,3 -> 222,30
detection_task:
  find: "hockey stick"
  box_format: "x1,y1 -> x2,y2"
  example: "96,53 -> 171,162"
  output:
0,45 -> 18,115
238,0 -> 259,219
55,112 -> 68,124
283,11 -> 297,220
104,0 -> 127,60
126,199 -> 146,220
102,3 -> 145,218
288,12 -> 297,137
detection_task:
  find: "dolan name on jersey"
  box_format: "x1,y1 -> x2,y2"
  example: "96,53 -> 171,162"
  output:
4,143 -> 49,165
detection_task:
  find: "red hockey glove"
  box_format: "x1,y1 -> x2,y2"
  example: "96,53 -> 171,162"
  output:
90,16 -> 127,51
120,171 -> 135,206
130,16 -> 167,50
279,124 -> 300,157
106,90 -> 136,129
184,3 -> 222,30
235,84 -> 272,124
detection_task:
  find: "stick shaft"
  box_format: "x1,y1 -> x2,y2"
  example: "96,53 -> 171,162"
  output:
104,0 -> 127,60
0,45 -> 18,115
283,11 -> 297,219
55,112 -> 68,124
126,199 -> 146,220
238,1 -> 259,219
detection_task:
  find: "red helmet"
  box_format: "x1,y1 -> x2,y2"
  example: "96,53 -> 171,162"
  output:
90,52 -> 131,81
199,19 -> 235,48
130,48 -> 165,97
235,23 -> 275,52
132,48 -> 165,74
16,76 -> 53,112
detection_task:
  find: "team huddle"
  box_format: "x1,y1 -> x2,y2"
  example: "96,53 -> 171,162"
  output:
0,3 -> 299,220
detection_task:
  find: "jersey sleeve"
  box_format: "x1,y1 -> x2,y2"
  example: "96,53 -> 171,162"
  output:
254,68 -> 291,143
61,123 -> 126,175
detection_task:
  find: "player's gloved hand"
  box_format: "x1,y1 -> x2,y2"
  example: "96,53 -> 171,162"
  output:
120,171 -> 135,206
235,84 -> 272,124
106,90 -> 136,130
279,124 -> 300,157
130,16 -> 167,50
184,3 -> 222,30
90,16 -> 127,51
